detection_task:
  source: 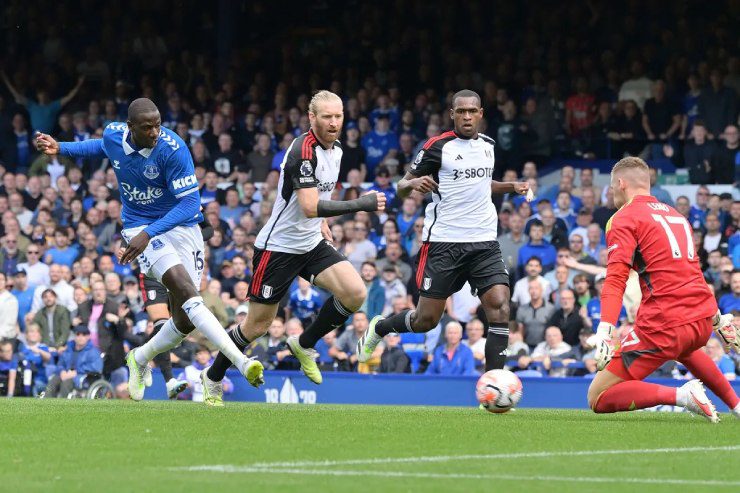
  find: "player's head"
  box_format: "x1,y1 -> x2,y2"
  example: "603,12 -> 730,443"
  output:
450,89 -> 483,138
127,98 -> 161,149
308,90 -> 343,145
610,157 -> 650,208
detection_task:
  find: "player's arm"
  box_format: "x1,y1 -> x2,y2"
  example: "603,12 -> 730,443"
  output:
588,213 -> 637,370
120,146 -> 201,264
1,72 -> 27,105
397,144 -> 442,199
491,181 -> 530,196
34,132 -> 106,159
60,76 -> 85,107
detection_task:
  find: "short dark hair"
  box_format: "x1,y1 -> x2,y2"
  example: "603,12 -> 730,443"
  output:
526,256 -> 542,266
451,89 -> 481,108
529,219 -> 544,229
127,98 -> 159,122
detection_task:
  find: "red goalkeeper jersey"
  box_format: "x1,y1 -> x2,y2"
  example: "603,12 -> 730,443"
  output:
604,195 -> 717,330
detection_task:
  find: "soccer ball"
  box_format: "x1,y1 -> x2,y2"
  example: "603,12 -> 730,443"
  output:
476,369 -> 523,413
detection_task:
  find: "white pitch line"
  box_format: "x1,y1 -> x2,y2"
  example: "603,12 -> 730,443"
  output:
243,444 -> 740,468
174,466 -> 740,487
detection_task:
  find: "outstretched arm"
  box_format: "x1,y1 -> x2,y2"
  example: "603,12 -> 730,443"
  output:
35,132 -> 106,159
60,76 -> 85,106
297,187 -> 386,218
491,181 -> 529,196
1,72 -> 27,105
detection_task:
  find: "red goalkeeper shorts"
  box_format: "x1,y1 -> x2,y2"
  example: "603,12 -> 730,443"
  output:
606,317 -> 713,381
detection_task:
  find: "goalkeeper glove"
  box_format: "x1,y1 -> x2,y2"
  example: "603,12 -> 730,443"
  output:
586,322 -> 615,371
712,310 -> 739,353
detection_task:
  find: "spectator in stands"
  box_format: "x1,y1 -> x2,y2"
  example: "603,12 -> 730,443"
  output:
545,248 -> 577,292
572,273 -> 593,307
425,321 -> 476,376
0,234 -> 26,277
288,278 -> 323,327
447,282 -> 480,325
32,264 -> 76,312
344,220 -> 377,272
367,166 -> 397,209
10,269 -> 33,331
32,288 -> 71,350
517,220 -> 557,276
331,312 -> 372,371
18,323 -> 51,394
361,115 -> 399,179
0,339 -> 17,397
498,212 -> 528,278
271,318 -> 303,371
546,288 -> 584,346
378,333 -> 410,374
584,224 -> 604,260
718,270 -> 740,314
610,99 -> 645,157
515,278 -> 556,348
561,327 -> 597,375
339,122 -> 366,181
539,207 -> 568,249
710,125 -> 739,185
648,168 -> 674,206
506,325 -> 530,370
704,337 -> 736,381
45,326 -> 101,398
522,326 -> 573,377
313,329 -> 337,371
397,197 -> 420,239
705,250 -> 723,289
681,122 -> 716,184
568,233 -> 596,266
183,345 -> 233,402
618,61 -> 653,110
689,186 -> 710,229
703,214 -> 726,253
463,318 -> 486,370
565,77 -> 595,154
698,69 -> 738,138
379,266 -> 407,316
375,241 -> 412,285
592,187 -> 617,230
16,243 -> 49,289
511,256 -> 550,306
358,262 -> 385,320
0,272 -> 18,340
641,80 -> 681,158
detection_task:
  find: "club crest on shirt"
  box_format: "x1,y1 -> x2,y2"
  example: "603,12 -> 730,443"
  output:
112,160 -> 120,169
300,160 -> 313,177
262,284 -> 273,298
414,150 -> 424,166
152,239 -> 165,250
143,164 -> 160,180
423,277 -> 432,290
148,290 -> 157,300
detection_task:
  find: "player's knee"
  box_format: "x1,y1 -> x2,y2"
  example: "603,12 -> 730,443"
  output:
587,385 -> 603,412
338,283 -> 366,312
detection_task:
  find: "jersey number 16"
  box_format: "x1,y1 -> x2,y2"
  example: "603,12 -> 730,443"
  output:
651,214 -> 695,260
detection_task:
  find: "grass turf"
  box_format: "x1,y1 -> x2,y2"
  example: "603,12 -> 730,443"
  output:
0,399 -> 738,493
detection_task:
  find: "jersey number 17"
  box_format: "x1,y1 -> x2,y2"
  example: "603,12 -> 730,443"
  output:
651,214 -> 695,260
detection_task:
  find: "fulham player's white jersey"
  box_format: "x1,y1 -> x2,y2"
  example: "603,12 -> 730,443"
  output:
409,131 -> 498,243
255,130 -> 342,254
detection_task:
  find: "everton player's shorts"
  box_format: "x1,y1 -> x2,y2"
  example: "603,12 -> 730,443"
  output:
249,240 -> 346,304
415,240 -> 509,299
121,224 -> 205,288
606,317 -> 713,381
139,274 -> 169,309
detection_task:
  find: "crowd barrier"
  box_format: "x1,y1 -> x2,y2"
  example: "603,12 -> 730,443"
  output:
144,369 -> 740,412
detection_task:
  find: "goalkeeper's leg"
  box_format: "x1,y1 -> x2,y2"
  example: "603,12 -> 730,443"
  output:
679,349 -> 740,413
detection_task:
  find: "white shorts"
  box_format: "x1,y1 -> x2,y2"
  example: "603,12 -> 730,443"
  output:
121,224 -> 205,288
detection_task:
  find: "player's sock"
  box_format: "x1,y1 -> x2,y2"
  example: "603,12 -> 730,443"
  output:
484,322 -> 509,371
375,309 -> 414,337
679,349 -> 740,409
207,328 -> 251,382
149,319 -> 175,381
593,381 -> 676,413
183,296 -> 246,367
298,296 -> 354,349
134,319 -> 185,366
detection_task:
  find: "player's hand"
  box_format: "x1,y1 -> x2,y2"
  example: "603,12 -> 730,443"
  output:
119,231 -> 150,265
512,182 -> 529,195
364,190 -> 386,212
34,132 -> 60,155
586,322 -> 615,371
712,310 -> 739,353
321,220 -> 333,242
409,176 -> 438,194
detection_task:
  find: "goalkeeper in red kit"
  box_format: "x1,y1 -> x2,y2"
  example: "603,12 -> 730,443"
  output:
586,157 -> 740,423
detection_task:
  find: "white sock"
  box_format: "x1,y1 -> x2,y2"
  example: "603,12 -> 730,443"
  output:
675,386 -> 689,408
183,296 -> 246,367
733,402 -> 740,416
135,319 -> 185,366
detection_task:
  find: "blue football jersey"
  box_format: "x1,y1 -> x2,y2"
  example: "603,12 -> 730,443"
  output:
102,122 -> 202,229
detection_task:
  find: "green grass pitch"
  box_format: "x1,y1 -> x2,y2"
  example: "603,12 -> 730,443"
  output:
1,399 -> 738,493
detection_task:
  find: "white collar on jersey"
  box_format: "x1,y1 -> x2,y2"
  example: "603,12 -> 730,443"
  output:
122,127 -> 154,158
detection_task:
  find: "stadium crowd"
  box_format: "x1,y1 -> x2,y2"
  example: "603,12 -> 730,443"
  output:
0,0 -> 738,398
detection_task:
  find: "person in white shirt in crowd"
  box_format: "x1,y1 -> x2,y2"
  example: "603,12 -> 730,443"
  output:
0,273 -> 19,340
31,264 -> 76,312
16,243 -> 50,289
446,282 -> 480,325
344,219 -> 377,272
520,326 -> 573,377
702,213 -> 725,253
379,266 -> 406,316
511,256 -> 551,306
183,345 -> 232,402
463,318 -> 486,370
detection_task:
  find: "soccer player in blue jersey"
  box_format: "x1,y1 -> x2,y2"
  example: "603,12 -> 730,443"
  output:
34,98 -> 263,401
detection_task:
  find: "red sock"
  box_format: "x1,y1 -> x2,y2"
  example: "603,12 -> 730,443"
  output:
594,381 -> 677,413
680,349 -> 740,409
